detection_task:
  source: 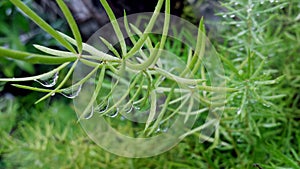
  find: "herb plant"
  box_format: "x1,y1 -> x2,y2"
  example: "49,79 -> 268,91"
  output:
0,0 -> 299,168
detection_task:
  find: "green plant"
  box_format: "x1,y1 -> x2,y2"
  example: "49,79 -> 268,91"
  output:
0,0 -> 235,140
0,0 -> 299,168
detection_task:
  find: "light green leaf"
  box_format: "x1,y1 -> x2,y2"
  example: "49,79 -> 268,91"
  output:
56,0 -> 82,53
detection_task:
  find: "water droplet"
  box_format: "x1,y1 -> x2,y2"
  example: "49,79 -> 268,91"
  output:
5,8 -> 12,16
51,93 -> 56,96
236,24 -> 241,27
256,13 -> 260,16
234,2 -> 239,5
106,108 -> 119,118
85,106 -> 94,119
230,14 -> 235,18
120,116 -> 125,121
239,47 -> 244,51
222,14 -> 227,18
34,72 -> 59,88
95,100 -> 109,114
263,103 -> 271,107
188,85 -> 197,89
270,0 -> 274,3
155,127 -> 161,133
238,70 -> 244,75
162,127 -> 169,133
125,104 -> 133,114
60,85 -> 82,99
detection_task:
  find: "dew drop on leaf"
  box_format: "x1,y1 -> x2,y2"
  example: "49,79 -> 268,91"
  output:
60,85 -> 82,99
34,72 -> 59,88
95,100 -> 109,114
125,104 -> 133,114
105,108 -> 119,118
84,106 -> 94,119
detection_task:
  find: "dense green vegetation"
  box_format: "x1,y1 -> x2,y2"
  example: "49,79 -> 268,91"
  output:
0,0 -> 299,168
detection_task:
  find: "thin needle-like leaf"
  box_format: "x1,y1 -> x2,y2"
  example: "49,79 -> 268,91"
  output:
99,0 -> 127,56
0,63 -> 69,82
56,0 -> 82,53
99,37 -> 121,58
9,0 -> 76,53
80,65 -> 106,119
58,32 -> 119,61
144,90 -> 157,132
0,47 -> 76,64
124,0 -> 165,59
35,59 -> 79,104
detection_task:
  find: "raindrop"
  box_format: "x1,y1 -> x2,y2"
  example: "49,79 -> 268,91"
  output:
260,1 -> 264,4
263,103 -> 271,108
95,100 -> 109,114
234,2 -> 239,5
238,70 -> 244,75
34,72 -> 59,88
230,14 -> 235,18
239,47 -> 244,51
125,104 -> 133,114
106,108 -> 119,118
134,106 -> 141,110
188,85 -> 197,89
120,116 -> 125,121
84,106 -> 94,119
162,127 -> 169,133
60,85 -> 82,99
237,109 -> 242,115
270,0 -> 274,3
236,24 -> 241,27
155,127 -> 161,133
5,8 -> 12,16
51,93 -> 56,96
256,13 -> 260,17
222,14 -> 227,18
